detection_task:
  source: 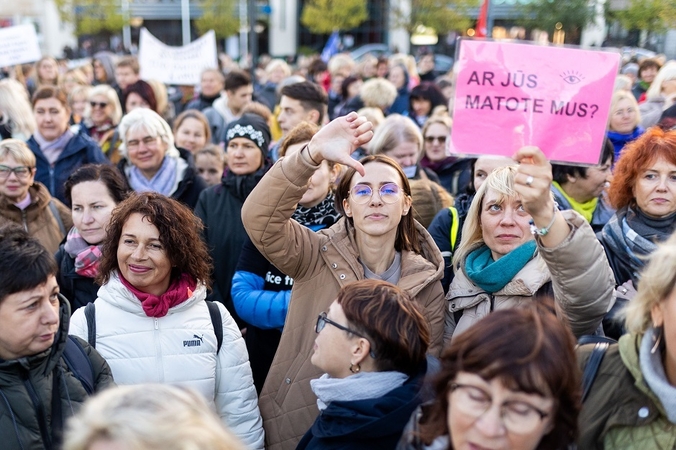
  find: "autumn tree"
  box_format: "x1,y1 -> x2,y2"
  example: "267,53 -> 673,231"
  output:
518,0 -> 598,43
391,0 -> 478,35
611,0 -> 676,34
195,0 -> 240,39
300,0 -> 368,34
54,0 -> 126,35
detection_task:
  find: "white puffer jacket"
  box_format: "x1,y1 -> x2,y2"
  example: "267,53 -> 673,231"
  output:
70,273 -> 265,449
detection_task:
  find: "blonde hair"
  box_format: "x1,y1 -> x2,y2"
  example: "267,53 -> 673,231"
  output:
327,54 -> 355,77
0,139 -> 37,167
59,68 -> 89,91
0,79 -> 37,138
356,107 -> 385,129
360,78 -> 397,111
452,165 -> 521,268
646,61 -> 676,100
608,90 -> 641,131
88,84 -> 123,125
623,234 -> 676,334
265,59 -> 291,78
63,384 -> 245,450
368,114 -> 423,157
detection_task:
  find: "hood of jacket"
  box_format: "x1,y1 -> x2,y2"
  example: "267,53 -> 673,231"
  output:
97,272 -> 207,316
310,361 -> 428,440
0,294 -> 71,382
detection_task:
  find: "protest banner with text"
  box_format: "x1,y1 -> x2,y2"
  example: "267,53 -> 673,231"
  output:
0,24 -> 42,67
451,39 -> 620,165
138,28 -> 217,86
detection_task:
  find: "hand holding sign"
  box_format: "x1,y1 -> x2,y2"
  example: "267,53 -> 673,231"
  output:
451,40 -> 620,165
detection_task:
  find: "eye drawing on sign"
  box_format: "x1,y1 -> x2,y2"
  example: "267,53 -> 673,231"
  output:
561,70 -> 585,85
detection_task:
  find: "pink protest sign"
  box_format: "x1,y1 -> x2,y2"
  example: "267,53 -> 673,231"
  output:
451,39 -> 620,165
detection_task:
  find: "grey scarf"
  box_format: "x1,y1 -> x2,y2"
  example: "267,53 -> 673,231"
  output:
311,371 -> 408,411
639,327 -> 676,423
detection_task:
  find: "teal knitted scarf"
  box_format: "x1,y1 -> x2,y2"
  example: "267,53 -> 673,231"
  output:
465,241 -> 537,293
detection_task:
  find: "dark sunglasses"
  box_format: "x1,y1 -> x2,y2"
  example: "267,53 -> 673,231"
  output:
89,101 -> 108,109
424,135 -> 447,144
315,312 -> 377,358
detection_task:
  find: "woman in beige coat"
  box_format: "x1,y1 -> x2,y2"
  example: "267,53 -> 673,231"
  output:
446,147 -> 615,341
242,113 -> 445,450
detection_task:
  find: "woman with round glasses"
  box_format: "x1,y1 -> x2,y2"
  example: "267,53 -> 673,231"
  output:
398,302 -> 580,450
297,279 -> 431,449
117,108 -> 207,209
242,112 -> 445,449
0,139 -> 72,253
420,115 -> 472,196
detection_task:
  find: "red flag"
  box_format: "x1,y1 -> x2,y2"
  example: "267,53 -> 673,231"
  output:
475,0 -> 489,37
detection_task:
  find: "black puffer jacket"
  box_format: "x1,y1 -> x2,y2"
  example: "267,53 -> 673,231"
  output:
0,298 -> 114,450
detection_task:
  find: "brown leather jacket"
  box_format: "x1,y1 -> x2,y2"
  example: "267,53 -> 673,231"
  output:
242,150 -> 445,450
0,182 -> 72,253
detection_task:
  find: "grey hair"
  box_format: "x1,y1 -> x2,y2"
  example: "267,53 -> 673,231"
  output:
117,108 -> 179,159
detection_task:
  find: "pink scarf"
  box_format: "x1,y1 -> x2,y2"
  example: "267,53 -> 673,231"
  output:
119,272 -> 197,318
64,228 -> 102,278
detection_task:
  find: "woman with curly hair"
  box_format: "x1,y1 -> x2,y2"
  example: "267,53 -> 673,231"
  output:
69,192 -> 264,449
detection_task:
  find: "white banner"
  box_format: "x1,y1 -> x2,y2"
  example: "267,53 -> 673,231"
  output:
0,24 -> 42,67
138,28 -> 218,85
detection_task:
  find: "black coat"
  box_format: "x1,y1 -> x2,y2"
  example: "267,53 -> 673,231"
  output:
195,163 -> 271,328
296,362 -> 429,450
55,245 -> 100,313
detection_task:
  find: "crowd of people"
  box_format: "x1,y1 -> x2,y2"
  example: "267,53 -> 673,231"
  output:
0,46 -> 675,450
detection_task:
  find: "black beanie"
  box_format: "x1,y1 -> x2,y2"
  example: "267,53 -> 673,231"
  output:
224,113 -> 271,157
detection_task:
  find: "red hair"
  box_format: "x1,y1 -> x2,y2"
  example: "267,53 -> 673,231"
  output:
609,127 -> 676,210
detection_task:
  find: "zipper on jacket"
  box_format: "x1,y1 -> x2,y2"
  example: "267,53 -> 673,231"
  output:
49,166 -> 55,197
153,318 -> 164,381
21,209 -> 28,232
22,371 -> 52,450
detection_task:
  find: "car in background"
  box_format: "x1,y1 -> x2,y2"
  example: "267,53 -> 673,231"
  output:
349,44 -> 454,77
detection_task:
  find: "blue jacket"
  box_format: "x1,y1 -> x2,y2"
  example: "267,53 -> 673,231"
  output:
296,362 -> 429,450
27,133 -> 108,204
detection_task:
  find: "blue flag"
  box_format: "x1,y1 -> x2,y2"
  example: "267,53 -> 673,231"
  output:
321,31 -> 340,63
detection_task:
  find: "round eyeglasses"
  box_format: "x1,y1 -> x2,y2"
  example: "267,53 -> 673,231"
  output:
349,182 -> 402,205
315,312 -> 377,358
449,383 -> 550,435
0,165 -> 33,180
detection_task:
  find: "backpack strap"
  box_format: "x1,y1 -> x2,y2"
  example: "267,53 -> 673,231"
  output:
448,206 -> 459,252
62,336 -> 95,395
48,200 -> 66,235
84,302 -> 96,348
581,342 -> 609,402
206,301 -> 223,354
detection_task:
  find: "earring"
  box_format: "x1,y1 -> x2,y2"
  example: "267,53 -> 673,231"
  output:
349,363 -> 361,374
651,325 -> 663,354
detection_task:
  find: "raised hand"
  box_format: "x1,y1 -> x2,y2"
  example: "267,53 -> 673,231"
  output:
512,146 -> 554,221
307,112 -> 374,176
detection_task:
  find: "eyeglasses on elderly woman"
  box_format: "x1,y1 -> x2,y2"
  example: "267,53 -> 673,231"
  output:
315,312 -> 377,358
